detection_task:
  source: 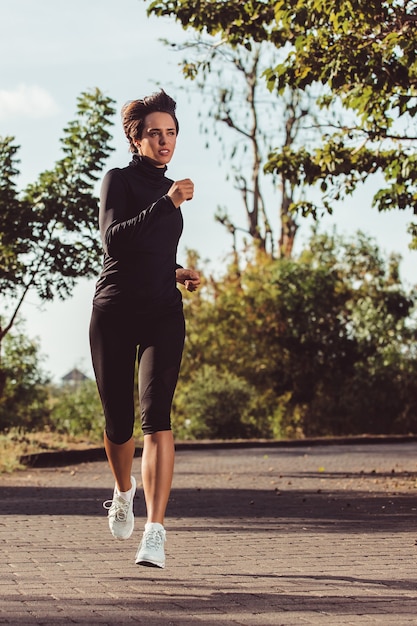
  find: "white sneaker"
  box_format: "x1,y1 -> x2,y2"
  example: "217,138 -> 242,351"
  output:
103,476 -> 136,540
135,523 -> 166,568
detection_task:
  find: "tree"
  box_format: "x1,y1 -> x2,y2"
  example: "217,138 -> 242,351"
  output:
0,322 -> 49,431
0,89 -> 115,395
146,1 -> 417,244
185,42 -> 278,256
176,233 -> 417,438
163,36 -> 318,259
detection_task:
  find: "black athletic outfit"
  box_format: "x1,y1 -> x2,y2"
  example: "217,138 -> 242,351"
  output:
89,154 -> 185,444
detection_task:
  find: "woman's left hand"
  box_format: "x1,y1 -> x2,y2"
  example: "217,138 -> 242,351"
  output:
176,268 -> 201,292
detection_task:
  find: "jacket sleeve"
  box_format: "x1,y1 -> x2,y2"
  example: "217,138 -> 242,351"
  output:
99,169 -> 176,258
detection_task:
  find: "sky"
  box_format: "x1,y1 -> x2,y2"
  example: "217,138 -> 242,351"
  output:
1,0 -> 416,382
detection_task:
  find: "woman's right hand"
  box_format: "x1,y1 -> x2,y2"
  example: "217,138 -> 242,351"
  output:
167,179 -> 194,208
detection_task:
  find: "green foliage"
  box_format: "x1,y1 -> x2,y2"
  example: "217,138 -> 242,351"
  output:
176,232 -> 417,438
0,323 -> 50,431
146,0 -> 276,44
0,88 -> 115,408
148,1 -> 416,120
8,89 -> 115,302
173,365 -> 261,439
49,380 -> 104,441
145,1 -> 417,242
0,137 -> 31,294
0,89 -> 115,339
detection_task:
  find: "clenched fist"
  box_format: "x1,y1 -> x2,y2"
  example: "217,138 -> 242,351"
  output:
176,268 -> 201,292
167,178 -> 194,208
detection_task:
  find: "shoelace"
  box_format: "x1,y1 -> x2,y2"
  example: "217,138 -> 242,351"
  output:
143,529 -> 165,550
103,496 -> 130,522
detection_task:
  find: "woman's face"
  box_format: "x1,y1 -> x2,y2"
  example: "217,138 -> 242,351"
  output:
137,111 -> 177,167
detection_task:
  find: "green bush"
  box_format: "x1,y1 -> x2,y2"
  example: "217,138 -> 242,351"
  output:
173,365 -> 261,439
178,231 -> 417,438
0,325 -> 50,432
49,380 -> 104,441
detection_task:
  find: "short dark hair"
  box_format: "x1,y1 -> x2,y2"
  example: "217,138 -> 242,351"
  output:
121,90 -> 179,153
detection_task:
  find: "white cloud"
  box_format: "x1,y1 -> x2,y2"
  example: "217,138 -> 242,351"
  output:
0,84 -> 59,120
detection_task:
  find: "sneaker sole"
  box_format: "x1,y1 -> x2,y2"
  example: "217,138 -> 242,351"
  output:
136,559 -> 165,569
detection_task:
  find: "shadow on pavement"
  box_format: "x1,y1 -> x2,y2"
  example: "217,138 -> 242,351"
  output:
3,589 -> 417,623
0,485 -> 416,533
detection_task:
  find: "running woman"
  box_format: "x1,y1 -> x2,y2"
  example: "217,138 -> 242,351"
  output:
90,90 -> 200,568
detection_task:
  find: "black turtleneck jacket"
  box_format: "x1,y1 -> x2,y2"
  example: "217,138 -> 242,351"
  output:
93,155 -> 183,313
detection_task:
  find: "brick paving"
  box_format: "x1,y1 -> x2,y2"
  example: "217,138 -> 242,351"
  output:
0,441 -> 416,625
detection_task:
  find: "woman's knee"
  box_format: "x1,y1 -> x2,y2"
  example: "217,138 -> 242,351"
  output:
105,423 -> 135,445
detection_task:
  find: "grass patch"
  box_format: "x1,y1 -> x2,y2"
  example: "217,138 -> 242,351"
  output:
0,429 -> 101,474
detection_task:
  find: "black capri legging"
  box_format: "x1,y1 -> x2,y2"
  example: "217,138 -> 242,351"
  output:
89,305 -> 185,444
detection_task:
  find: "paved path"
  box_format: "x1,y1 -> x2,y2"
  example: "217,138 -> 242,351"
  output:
1,442 -> 417,625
